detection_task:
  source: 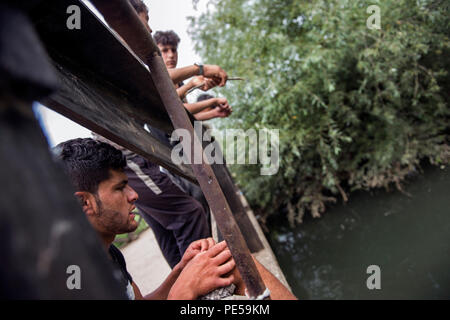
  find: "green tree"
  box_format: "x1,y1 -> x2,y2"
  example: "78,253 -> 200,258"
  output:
190,0 -> 449,226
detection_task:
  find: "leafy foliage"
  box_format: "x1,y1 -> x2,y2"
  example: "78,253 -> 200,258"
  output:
189,0 -> 450,226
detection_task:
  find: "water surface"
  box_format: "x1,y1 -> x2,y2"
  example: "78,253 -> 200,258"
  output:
268,165 -> 450,299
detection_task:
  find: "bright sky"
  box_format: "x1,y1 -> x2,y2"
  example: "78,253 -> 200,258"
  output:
37,0 -> 208,147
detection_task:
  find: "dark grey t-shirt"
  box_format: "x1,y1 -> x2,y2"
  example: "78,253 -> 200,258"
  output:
109,244 -> 135,300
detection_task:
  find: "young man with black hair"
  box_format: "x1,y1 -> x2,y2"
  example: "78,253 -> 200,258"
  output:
97,0 -> 230,269
129,0 -> 227,89
91,131 -> 211,270
153,30 -> 180,70
92,0 -> 221,269
56,138 -> 297,300
153,30 -> 232,120
55,138 -> 235,300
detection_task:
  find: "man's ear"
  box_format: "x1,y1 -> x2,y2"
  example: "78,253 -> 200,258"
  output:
74,191 -> 97,216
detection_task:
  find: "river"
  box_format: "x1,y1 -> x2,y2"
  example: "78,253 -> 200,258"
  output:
268,164 -> 450,299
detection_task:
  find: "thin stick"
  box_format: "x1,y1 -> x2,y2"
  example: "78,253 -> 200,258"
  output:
187,77 -> 244,95
186,83 -> 204,94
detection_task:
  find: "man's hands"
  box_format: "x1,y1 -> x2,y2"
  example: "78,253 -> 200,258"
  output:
202,64 -> 228,87
203,98 -> 232,119
168,241 -> 236,300
169,64 -> 227,88
188,76 -> 216,92
177,237 -> 216,270
212,108 -> 232,118
190,64 -> 228,91
192,98 -> 232,121
216,98 -> 232,116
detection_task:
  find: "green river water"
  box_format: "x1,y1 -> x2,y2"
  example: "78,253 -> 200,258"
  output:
268,164 -> 450,299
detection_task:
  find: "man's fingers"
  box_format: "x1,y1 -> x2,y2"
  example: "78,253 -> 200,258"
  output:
191,239 -> 205,251
219,71 -> 228,87
189,237 -> 213,252
207,241 -> 228,258
203,65 -> 228,87
202,78 -> 216,91
197,237 -> 215,251
213,248 -> 232,265
200,237 -> 215,251
217,259 -> 236,276
217,98 -> 228,106
222,76 -> 228,87
212,77 -> 221,87
216,274 -> 234,288
198,239 -> 208,251
206,237 -> 216,249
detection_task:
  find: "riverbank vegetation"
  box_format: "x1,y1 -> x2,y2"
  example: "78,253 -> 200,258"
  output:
190,0 -> 449,226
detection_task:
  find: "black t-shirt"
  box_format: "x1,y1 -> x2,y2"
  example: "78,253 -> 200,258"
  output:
109,245 -> 134,299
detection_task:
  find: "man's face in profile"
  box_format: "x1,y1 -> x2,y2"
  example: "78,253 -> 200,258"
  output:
91,169 -> 139,236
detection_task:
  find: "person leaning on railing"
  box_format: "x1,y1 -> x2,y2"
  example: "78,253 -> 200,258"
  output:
110,0 -> 231,270
152,29 -> 232,120
55,137 -> 297,300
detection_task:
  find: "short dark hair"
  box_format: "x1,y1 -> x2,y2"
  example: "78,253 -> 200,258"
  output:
54,138 -> 126,194
129,0 -> 148,15
153,30 -> 181,48
197,94 -> 215,102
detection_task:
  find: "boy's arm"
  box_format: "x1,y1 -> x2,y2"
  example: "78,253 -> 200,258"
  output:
233,256 -> 297,300
168,64 -> 228,87
185,98 -> 220,114
168,65 -> 199,85
194,103 -> 232,121
252,257 -> 297,300
176,76 -> 211,101
176,81 -> 195,101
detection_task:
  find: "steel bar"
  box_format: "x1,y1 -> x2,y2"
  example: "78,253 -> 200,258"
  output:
90,0 -> 268,298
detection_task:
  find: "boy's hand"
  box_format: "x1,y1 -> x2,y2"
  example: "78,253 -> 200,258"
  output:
168,241 -> 236,300
203,65 -> 228,87
177,237 -> 216,270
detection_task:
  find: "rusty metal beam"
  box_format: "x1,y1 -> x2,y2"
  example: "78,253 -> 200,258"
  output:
30,0 -> 196,182
204,132 -> 264,253
30,0 -> 265,255
89,0 -> 268,298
